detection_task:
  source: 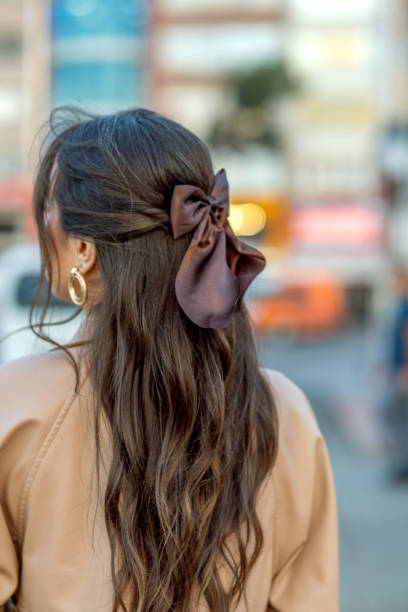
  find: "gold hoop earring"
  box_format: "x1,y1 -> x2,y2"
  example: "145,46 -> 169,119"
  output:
68,266 -> 88,307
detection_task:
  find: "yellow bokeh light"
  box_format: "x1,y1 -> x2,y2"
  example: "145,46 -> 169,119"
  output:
229,205 -> 244,233
229,203 -> 267,236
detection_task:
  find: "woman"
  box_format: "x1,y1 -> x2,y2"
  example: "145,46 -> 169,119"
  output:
0,108 -> 338,611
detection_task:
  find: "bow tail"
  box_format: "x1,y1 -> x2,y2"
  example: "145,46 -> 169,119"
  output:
225,222 -> 266,296
175,230 -> 241,329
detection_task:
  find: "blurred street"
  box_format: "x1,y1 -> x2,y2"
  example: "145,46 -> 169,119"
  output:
259,327 -> 408,612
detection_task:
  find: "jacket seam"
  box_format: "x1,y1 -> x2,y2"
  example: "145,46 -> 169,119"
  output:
268,376 -> 280,579
271,473 -> 279,575
269,378 -> 280,591
16,375 -> 89,546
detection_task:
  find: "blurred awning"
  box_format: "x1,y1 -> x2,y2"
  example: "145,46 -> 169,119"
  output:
289,203 -> 386,250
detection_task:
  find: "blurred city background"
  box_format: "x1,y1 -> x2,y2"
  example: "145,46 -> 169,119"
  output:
0,1 -> 407,610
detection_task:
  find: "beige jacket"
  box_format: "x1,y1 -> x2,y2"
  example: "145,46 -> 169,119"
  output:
0,339 -> 339,611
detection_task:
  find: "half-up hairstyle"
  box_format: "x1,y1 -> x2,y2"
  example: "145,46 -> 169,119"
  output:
32,107 -> 279,611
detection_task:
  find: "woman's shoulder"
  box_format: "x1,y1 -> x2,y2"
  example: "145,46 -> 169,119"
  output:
0,348 -> 85,465
0,349 -> 78,418
259,368 -> 338,580
0,350 -> 82,526
260,366 -> 328,491
260,366 -> 321,441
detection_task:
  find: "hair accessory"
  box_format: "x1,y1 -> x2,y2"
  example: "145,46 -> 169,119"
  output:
170,168 -> 265,328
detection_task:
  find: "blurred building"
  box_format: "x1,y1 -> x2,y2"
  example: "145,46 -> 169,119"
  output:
149,0 -> 285,134
149,0 -> 290,257
377,0 -> 408,272
51,0 -> 148,111
1,0 -> 407,327
0,0 -> 48,249
0,0 -> 149,251
0,1 -> 23,179
378,0 -> 408,124
284,0 -> 387,321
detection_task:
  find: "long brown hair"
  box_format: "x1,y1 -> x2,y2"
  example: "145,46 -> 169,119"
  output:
31,107 -> 279,611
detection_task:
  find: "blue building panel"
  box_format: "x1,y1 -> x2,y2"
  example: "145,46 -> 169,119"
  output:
51,0 -> 148,108
52,63 -> 144,105
52,0 -> 147,37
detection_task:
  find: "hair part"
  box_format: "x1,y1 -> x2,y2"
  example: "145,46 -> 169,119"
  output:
32,106 -> 279,611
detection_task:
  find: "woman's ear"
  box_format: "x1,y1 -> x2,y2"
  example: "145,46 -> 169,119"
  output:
75,238 -> 97,275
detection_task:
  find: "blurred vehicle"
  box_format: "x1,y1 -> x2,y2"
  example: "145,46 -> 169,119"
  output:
0,242 -> 82,363
247,273 -> 346,337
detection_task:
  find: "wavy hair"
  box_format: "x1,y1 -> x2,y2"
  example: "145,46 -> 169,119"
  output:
31,107 -> 279,611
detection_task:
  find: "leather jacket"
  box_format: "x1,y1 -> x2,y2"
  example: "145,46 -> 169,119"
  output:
0,331 -> 339,611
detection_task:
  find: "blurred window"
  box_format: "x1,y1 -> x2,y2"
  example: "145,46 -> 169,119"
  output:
15,273 -> 71,309
288,0 -> 377,22
0,220 -> 16,234
157,25 -> 284,74
0,89 -> 21,125
0,36 -> 21,59
15,274 -> 40,307
156,0 -> 282,9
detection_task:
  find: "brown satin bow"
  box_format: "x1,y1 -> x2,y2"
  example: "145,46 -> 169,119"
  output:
170,168 -> 266,328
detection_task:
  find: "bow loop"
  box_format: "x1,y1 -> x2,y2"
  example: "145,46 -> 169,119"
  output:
170,168 -> 265,328
170,185 -> 209,239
